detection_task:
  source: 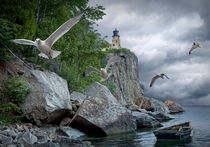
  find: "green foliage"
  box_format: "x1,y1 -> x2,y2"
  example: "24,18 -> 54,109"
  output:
0,19 -> 16,61
106,82 -> 116,94
0,77 -> 30,123
106,48 -> 136,56
59,61 -> 101,93
0,0 -> 38,58
0,114 -> 23,124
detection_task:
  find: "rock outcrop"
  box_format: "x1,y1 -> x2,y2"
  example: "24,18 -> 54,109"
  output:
136,97 -> 169,114
132,111 -> 162,128
165,100 -> 185,113
21,70 -> 72,126
0,123 -> 93,147
105,50 -> 144,105
71,82 -> 136,136
146,111 -> 173,122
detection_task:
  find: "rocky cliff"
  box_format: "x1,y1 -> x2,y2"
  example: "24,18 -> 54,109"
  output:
105,49 -> 144,105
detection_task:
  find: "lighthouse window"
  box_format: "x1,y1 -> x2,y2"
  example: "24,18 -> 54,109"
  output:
113,44 -> 115,46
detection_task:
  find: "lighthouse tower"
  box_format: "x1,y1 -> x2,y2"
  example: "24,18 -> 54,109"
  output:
111,28 -> 121,49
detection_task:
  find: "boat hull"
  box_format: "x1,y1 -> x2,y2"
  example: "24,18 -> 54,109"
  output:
154,122 -> 193,140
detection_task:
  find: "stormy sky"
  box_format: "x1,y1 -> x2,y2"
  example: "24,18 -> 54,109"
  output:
88,0 -> 210,106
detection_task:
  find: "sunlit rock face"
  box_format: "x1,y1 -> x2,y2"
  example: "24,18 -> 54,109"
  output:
105,50 -> 144,105
135,97 -> 170,114
165,100 -> 185,113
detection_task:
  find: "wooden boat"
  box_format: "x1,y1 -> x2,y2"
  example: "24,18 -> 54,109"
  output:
154,122 -> 193,140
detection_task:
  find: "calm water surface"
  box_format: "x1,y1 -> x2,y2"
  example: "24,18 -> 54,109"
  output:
85,106 -> 210,147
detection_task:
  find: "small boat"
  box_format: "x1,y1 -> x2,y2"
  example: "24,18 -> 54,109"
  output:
154,122 -> 193,140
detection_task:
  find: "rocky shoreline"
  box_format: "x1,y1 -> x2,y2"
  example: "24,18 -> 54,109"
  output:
0,51 -> 185,146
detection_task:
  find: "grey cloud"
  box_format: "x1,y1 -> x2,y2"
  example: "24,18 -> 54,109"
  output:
89,0 -> 210,105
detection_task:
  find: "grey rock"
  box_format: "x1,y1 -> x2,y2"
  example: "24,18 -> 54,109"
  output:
0,129 -> 17,138
0,134 -> 13,145
32,142 -> 59,147
21,132 -> 38,144
132,111 -> 162,128
147,112 -> 173,122
72,104 -> 78,112
105,51 -> 144,105
15,124 -> 24,132
59,126 -> 85,139
84,82 -> 118,104
17,138 -> 32,147
70,92 -> 86,105
40,127 -> 57,140
32,131 -> 48,144
21,70 -> 72,125
53,136 -> 94,147
72,82 -> 136,136
60,117 -> 72,126
165,100 -> 185,113
7,144 -> 17,147
141,97 -> 169,113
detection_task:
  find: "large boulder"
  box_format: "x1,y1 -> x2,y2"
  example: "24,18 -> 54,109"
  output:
21,70 -> 72,125
132,111 -> 162,128
84,82 -> 118,104
164,100 -> 185,113
137,97 -> 169,114
71,82 -> 136,136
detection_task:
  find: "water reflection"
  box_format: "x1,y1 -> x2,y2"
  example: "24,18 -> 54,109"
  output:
155,138 -> 192,147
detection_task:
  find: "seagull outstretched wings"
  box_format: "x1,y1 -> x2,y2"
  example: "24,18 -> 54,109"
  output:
11,8 -> 88,59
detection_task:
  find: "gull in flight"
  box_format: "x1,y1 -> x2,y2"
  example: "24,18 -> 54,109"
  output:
84,56 -> 124,81
11,8 -> 87,59
150,73 -> 169,87
189,42 -> 202,55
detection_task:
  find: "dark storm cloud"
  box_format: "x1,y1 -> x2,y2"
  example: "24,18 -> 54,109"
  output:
89,0 -> 210,105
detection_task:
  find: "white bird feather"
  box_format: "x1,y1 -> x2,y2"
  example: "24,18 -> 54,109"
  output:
11,8 -> 88,59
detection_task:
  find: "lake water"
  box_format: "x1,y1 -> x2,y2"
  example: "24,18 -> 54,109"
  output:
85,106 -> 210,147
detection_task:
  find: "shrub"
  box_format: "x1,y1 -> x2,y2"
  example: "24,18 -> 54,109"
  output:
106,82 -> 116,94
105,48 -> 136,56
0,76 -> 30,123
59,61 -> 102,93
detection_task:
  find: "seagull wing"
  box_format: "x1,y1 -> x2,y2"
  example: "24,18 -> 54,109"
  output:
11,39 -> 35,46
150,75 -> 160,87
45,8 -> 87,47
189,46 -> 196,54
105,56 -> 123,70
163,74 -> 170,79
84,67 -> 102,77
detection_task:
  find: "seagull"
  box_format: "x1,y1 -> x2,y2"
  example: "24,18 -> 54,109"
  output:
83,56 -> 124,81
189,42 -> 202,55
11,8 -> 88,59
150,73 -> 169,87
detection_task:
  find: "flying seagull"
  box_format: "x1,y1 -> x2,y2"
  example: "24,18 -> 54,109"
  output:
11,8 -> 88,59
150,73 -> 169,87
189,42 -> 202,55
84,56 -> 124,81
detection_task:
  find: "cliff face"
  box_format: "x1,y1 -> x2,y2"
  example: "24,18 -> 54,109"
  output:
105,50 -> 144,105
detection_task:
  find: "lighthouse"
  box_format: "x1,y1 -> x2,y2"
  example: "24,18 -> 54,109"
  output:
111,28 -> 121,49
